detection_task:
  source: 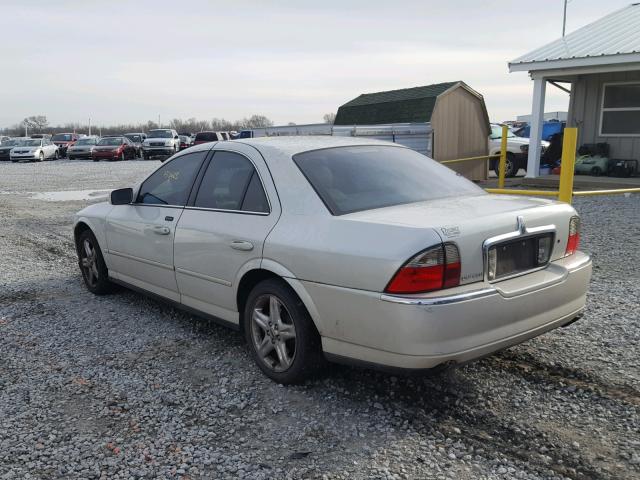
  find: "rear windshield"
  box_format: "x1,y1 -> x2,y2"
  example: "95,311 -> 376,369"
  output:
52,134 -> 73,141
124,134 -> 141,142
76,138 -> 97,145
195,132 -> 218,141
293,146 -> 485,215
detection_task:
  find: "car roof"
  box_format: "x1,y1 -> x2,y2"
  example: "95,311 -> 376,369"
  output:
234,135 -> 404,157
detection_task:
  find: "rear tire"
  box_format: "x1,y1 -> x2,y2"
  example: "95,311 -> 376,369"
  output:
243,278 -> 325,384
591,166 -> 602,176
37,152 -> 44,162
54,151 -> 59,160
77,230 -> 116,295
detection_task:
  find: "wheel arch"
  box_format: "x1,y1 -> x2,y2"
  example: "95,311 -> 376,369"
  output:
236,266 -> 325,337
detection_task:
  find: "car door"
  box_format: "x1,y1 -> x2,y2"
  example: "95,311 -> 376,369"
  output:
104,150 -> 209,301
173,144 -> 280,324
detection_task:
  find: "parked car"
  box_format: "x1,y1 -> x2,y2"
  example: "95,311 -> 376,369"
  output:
0,138 -> 25,160
73,137 -> 591,384
141,129 -> 180,160
489,124 -> 550,178
193,131 -> 222,145
178,135 -> 193,150
0,136 -> 11,145
52,132 -> 80,157
124,133 -> 146,158
11,138 -> 59,162
574,155 -> 611,176
67,136 -> 99,160
29,133 -> 52,140
92,136 -> 137,162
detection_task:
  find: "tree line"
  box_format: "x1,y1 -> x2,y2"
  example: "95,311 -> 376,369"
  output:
2,113 -> 337,136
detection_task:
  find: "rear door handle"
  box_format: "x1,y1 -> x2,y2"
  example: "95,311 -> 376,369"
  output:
153,225 -> 171,235
230,240 -> 254,251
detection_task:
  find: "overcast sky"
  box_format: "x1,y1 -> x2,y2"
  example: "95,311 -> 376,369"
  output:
0,0 -> 632,128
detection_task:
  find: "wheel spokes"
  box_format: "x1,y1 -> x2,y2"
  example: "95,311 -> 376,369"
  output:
252,309 -> 270,332
251,294 -> 297,372
269,295 -> 281,323
274,342 -> 292,369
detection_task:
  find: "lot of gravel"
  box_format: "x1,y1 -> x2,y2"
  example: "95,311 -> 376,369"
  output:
0,159 -> 638,480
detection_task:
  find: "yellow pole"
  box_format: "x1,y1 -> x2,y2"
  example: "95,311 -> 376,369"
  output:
558,127 -> 577,203
498,125 -> 508,188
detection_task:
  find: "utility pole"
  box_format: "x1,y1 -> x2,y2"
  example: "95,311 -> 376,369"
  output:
158,114 -> 161,128
88,117 -> 91,136
562,0 -> 568,37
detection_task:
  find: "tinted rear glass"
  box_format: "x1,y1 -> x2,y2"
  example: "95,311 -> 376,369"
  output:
293,146 -> 485,215
52,134 -> 73,141
195,132 -> 218,141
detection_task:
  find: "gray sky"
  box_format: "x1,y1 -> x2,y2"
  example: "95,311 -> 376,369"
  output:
0,0 -> 631,128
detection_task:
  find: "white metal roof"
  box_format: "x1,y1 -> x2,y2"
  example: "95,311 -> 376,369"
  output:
509,3 -> 640,72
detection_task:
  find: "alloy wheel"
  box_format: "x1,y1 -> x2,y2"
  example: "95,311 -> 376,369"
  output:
80,238 -> 99,288
250,294 -> 297,372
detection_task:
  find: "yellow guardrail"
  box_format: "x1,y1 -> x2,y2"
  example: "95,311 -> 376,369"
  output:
441,125 -> 638,204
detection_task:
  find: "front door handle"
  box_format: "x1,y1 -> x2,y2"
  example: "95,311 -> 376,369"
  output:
230,240 -> 254,251
153,225 -> 171,235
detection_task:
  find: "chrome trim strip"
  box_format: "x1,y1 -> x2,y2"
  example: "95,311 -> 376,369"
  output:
183,206 -> 270,216
175,267 -> 232,287
483,218 -> 557,283
380,287 -> 498,306
106,249 -> 174,271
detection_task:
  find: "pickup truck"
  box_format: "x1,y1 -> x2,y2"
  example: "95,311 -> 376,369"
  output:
488,124 -> 549,177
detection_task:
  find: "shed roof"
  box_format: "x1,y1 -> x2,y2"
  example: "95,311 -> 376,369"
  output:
510,3 -> 640,72
334,81 -> 459,125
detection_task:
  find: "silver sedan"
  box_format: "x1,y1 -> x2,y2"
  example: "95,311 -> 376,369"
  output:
73,137 -> 591,384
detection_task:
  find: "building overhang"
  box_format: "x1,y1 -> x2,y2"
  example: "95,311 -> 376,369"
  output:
509,53 -> 640,74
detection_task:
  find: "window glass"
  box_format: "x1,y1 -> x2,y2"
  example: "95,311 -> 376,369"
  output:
294,146 -> 485,216
242,172 -> 269,213
137,151 -> 206,206
603,84 -> 640,109
195,132 -> 218,142
601,111 -> 640,135
194,151 -> 267,212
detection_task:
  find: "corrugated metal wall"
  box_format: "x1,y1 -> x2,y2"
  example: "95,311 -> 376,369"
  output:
568,70 -> 640,159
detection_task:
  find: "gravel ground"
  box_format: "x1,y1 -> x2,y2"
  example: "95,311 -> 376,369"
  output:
0,159 -> 638,480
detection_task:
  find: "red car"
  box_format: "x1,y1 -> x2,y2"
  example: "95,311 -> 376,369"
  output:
92,136 -> 137,162
52,133 -> 80,157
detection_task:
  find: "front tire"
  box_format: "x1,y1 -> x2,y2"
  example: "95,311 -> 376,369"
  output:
495,153 -> 517,178
77,230 -> 115,295
244,278 -> 325,384
591,166 -> 602,176
37,152 -> 44,162
54,150 -> 59,160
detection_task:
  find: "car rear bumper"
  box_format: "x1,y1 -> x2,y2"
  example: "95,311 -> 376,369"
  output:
300,251 -> 592,370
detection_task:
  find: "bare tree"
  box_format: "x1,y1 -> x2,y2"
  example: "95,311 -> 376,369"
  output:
323,112 -> 336,124
21,115 -> 49,132
242,115 -> 274,129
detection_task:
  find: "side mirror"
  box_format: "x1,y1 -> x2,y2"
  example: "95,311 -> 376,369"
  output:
174,135 -> 179,139
110,187 -> 133,205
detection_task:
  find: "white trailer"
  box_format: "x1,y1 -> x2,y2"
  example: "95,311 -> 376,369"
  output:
239,122 -> 433,157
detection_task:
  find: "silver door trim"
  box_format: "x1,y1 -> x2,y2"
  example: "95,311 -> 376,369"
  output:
175,267 -> 232,287
107,249 -> 174,271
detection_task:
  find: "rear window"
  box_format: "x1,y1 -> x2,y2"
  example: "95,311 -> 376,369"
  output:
293,146 -> 485,215
195,132 -> 218,142
52,134 -> 73,141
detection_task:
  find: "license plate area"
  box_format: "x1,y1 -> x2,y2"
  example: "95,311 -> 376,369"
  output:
488,233 -> 554,281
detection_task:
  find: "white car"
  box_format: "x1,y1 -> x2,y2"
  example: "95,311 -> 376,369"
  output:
141,129 -> 180,160
10,138 -> 59,162
489,124 -> 550,177
73,137 -> 591,384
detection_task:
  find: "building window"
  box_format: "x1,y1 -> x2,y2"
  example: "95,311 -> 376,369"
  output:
600,83 -> 640,136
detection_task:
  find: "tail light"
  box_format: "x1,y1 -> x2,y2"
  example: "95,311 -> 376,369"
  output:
385,243 -> 461,294
565,216 -> 580,256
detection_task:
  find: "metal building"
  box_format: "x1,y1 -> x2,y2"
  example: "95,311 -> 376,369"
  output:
335,82 -> 491,181
510,3 -> 640,177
